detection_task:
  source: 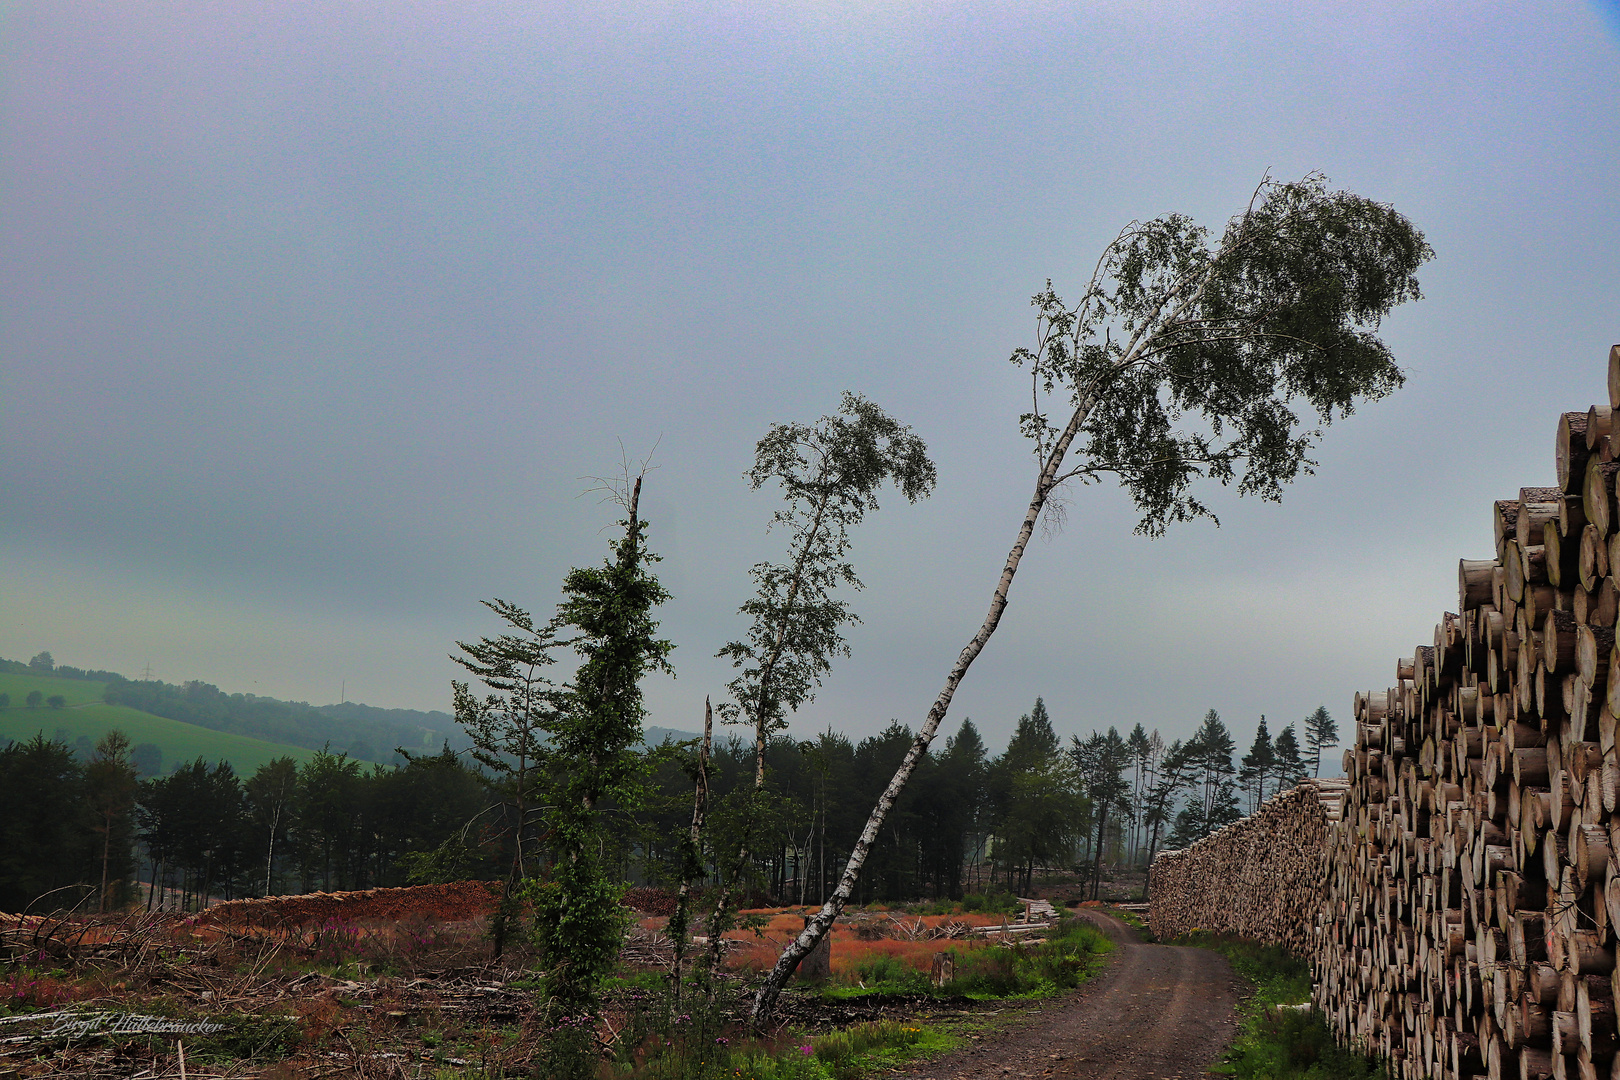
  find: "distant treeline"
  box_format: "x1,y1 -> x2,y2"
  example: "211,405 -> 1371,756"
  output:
1,657 -> 1335,916
0,698 -> 1130,913
0,653 -> 124,683
0,733 -> 485,914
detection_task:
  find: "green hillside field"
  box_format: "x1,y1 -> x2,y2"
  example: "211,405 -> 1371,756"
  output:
0,672 -> 363,776
0,670 -> 108,708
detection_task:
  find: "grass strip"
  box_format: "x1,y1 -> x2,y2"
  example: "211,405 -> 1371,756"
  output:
1174,933 -> 1387,1080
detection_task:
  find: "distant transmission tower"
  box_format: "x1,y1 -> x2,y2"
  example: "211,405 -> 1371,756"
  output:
142,662 -> 153,681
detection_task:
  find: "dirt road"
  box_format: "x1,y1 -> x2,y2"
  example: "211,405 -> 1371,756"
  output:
889,910 -> 1243,1080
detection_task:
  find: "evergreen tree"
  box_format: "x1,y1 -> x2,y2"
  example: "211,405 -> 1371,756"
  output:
531,473 -> 673,1032
1238,716 -> 1275,813
1188,710 -> 1240,838
244,757 -> 299,896
371,746 -> 489,886
0,735 -> 93,912
1125,724 -> 1151,865
1167,800 -> 1207,851
1273,724 -> 1309,788
989,700 -> 1083,895
1303,705 -> 1339,777
916,717 -> 986,898
849,722 -> 923,902
1071,726 -> 1132,899
1142,737 -> 1192,862
86,731 -> 139,911
295,749 -> 362,892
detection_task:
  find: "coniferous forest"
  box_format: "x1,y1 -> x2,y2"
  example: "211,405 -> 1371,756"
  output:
0,686 -> 1334,917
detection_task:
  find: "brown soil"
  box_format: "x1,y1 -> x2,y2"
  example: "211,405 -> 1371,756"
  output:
888,910 -> 1244,1080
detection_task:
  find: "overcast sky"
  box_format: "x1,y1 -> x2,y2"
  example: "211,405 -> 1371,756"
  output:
4,1 -> 1618,765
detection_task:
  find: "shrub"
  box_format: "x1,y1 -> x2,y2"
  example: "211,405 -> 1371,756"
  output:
910,898 -> 960,916
1,968 -> 74,1009
607,984 -> 825,1080
944,919 -> 1111,998
849,952 -> 927,992
946,945 -> 1019,996
307,917 -> 361,966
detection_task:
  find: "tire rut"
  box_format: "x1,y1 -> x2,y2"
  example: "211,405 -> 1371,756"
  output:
889,910 -> 1244,1080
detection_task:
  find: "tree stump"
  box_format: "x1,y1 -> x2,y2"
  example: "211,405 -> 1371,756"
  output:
796,916 -> 831,981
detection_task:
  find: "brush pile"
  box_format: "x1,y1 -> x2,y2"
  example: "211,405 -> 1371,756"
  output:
200,880 -> 503,930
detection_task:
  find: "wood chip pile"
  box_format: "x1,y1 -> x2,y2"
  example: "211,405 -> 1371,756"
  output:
1147,779 -> 1346,954
1315,345 -> 1620,1080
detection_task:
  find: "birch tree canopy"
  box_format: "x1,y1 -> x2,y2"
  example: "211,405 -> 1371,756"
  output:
751,173 -> 1431,1022
1017,172 -> 1432,535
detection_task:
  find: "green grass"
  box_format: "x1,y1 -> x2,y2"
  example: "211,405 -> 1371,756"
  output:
1175,934 -> 1386,1080
0,690 -> 337,778
809,1019 -> 956,1079
1109,907 -> 1151,938
605,1013 -> 955,1080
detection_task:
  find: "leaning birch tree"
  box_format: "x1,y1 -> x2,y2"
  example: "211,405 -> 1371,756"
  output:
752,171 -> 1433,1020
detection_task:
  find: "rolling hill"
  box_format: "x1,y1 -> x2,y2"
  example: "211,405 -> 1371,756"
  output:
0,671 -> 370,776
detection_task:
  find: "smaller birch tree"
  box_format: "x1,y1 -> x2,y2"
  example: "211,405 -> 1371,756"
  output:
704,394 -> 933,970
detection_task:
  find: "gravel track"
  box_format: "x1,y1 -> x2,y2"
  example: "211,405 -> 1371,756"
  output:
888,909 -> 1243,1080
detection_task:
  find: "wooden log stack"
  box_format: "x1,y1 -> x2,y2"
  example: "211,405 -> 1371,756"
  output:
1149,779 -> 1347,953
1313,345 -> 1620,1080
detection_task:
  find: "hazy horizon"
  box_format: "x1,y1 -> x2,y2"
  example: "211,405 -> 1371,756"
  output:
5,1 -> 1617,760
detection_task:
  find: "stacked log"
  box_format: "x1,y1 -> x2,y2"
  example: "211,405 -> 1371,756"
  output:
1149,780 -> 1347,953
1313,345 -> 1620,1080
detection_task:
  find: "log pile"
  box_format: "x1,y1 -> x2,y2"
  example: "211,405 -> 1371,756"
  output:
1148,779 -> 1347,953
1314,345 -> 1620,1080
